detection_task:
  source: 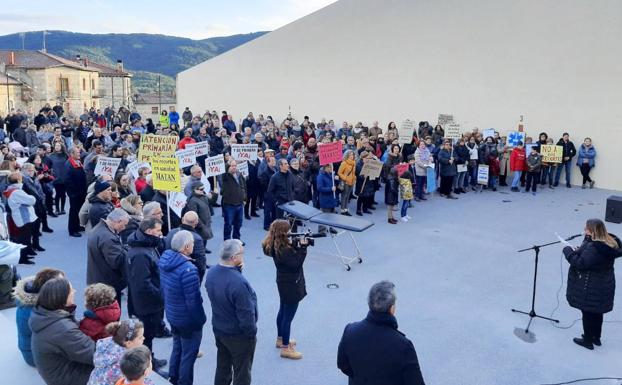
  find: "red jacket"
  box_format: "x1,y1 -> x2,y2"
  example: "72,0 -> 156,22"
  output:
510,147 -> 527,172
178,137 -> 196,150
79,301 -> 121,341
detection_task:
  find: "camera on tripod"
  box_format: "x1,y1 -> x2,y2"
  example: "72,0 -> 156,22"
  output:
287,230 -> 325,248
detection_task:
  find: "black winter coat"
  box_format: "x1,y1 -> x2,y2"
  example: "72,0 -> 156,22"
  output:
557,138 -> 577,163
88,195 -> 114,228
384,178 -> 399,206
355,160 -> 375,197
337,311 -> 425,385
86,220 -> 127,295
438,149 -> 457,177
268,170 -> 295,204
564,235 -> 621,314
268,245 -> 307,304
290,169 -> 310,202
126,229 -> 165,316
246,160 -> 260,198
185,192 -> 214,240
63,160 -> 87,198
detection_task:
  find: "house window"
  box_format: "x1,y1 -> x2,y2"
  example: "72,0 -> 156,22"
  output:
91,79 -> 95,90
151,106 -> 159,114
83,78 -> 86,91
58,77 -> 69,97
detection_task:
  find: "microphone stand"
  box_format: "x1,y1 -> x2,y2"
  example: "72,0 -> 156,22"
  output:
510,235 -> 580,334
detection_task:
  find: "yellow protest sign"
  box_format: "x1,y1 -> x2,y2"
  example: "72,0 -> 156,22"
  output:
541,145 -> 563,163
151,157 -> 181,192
138,135 -> 179,163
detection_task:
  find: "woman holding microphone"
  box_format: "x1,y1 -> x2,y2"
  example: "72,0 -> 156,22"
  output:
262,219 -> 308,360
564,219 -> 621,350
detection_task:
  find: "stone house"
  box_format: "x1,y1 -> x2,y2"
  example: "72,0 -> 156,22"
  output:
132,92 -> 176,122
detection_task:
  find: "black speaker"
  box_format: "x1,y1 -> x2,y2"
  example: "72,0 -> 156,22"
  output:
605,195 -> 622,224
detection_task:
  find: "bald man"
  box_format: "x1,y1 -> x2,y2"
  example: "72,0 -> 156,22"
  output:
164,211 -> 208,281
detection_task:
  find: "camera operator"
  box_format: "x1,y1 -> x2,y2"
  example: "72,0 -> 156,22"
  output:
261,219 -> 308,360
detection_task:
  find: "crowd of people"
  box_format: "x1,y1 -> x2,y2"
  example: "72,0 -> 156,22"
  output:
0,103 -> 611,385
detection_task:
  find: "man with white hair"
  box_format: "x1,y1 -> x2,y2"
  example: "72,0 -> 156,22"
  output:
159,230 -> 206,385
337,281 -> 426,385
205,239 -> 257,385
143,201 -> 163,221
165,211 -> 208,282
87,208 -> 130,303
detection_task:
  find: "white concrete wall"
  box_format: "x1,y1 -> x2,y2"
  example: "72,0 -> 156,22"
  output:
178,0 -> 622,190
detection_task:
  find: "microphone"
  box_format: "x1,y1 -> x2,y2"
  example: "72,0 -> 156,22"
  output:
565,234 -> 583,241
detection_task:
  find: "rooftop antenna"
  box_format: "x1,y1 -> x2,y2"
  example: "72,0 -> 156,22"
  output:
42,31 -> 50,53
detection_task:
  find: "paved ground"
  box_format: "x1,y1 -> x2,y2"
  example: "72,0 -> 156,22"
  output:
2,184 -> 622,385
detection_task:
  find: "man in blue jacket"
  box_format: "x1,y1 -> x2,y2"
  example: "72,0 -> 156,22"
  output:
168,106 -> 180,127
159,230 -> 206,385
337,281 -> 426,385
205,239 -> 257,385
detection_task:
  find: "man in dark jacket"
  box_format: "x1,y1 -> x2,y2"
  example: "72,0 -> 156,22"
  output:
88,180 -> 114,227
159,230 -> 206,385
259,154 -> 276,230
338,280 -> 426,385
64,147 -> 88,237
221,160 -> 247,241
125,217 -> 168,370
87,208 -> 129,303
205,239 -> 257,385
554,132 -> 577,188
166,211 -> 208,282
267,158 -> 295,219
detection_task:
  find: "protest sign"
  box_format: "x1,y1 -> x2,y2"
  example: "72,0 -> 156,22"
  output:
395,163 -> 409,177
175,149 -> 196,169
360,159 -> 383,180
94,157 -> 122,177
168,191 -> 187,218
398,119 -> 417,144
205,154 -> 226,177
477,165 -> 489,185
541,145 -> 563,163
482,128 -> 496,140
445,122 -> 462,140
151,157 -> 181,192
457,164 -> 468,173
138,134 -> 179,163
231,144 -> 258,161
438,114 -> 454,126
126,161 -> 151,179
318,141 -> 343,165
506,131 -> 526,147
186,141 -> 209,157
426,166 -> 436,192
237,161 -> 249,178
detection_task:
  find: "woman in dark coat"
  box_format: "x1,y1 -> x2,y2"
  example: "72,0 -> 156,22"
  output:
29,277 -> 95,385
384,167 -> 399,224
355,152 -> 376,216
262,219 -> 308,360
564,218 -> 621,350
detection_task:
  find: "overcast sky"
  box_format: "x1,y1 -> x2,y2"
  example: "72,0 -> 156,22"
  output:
0,0 -> 338,39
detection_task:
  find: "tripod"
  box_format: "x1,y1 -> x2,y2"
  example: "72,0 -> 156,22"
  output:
511,240 -> 562,334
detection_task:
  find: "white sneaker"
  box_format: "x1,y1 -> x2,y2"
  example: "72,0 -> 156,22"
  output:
401,217 -> 409,222
406,215 -> 412,220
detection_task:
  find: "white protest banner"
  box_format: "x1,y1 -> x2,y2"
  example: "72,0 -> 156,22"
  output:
168,191 -> 187,218
231,144 -> 258,161
126,161 -> 151,179
94,157 -> 122,177
438,114 -> 454,126
175,149 -> 196,169
186,141 -> 209,157
205,154 -> 226,177
457,164 -> 468,173
445,122 -> 462,140
237,160 -> 249,178
477,165 -> 489,185
398,119 -> 417,144
482,128 -> 496,140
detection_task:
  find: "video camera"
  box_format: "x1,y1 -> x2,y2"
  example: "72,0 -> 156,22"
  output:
287,230 -> 326,248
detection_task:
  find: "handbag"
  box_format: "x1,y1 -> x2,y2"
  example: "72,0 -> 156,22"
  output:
337,165 -> 353,191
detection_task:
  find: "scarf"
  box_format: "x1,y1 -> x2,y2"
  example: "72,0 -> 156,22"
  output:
68,157 -> 83,169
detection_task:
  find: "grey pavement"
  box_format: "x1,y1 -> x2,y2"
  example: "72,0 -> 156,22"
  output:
2,185 -> 622,385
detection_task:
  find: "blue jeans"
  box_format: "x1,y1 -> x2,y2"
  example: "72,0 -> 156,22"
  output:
511,171 -> 522,188
468,164 -> 478,186
415,175 -> 425,199
277,302 -> 299,346
400,199 -> 409,217
554,161 -> 572,185
223,204 -> 243,240
169,329 -> 202,385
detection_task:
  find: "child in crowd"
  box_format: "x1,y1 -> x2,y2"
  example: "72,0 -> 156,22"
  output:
399,169 -> 414,222
525,146 -> 542,195
115,345 -> 152,385
509,141 -> 526,192
79,283 -> 121,341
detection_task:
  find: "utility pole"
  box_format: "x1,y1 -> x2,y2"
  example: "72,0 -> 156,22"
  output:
6,72 -> 10,113
158,75 -> 162,112
111,77 -> 115,109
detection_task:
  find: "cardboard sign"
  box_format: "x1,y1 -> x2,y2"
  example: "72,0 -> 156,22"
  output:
445,123 -> 462,140
175,149 -> 197,169
168,191 -> 187,218
426,167 -> 436,192
506,131 -> 526,148
137,134 -> 179,163
482,128 -> 496,140
457,164 -> 468,173
398,119 -> 417,144
477,165 -> 489,185
438,114 -> 454,126
231,144 -> 258,161
360,159 -> 383,180
395,163 -> 409,177
237,161 -> 249,178
151,157 -> 181,192
318,141 -> 343,165
541,145 -> 563,163
205,154 -> 226,177
126,161 -> 151,179
185,141 -> 209,157
94,157 -> 122,177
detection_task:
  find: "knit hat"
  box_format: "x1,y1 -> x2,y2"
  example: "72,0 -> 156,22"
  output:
94,180 -> 111,195
190,181 -> 204,191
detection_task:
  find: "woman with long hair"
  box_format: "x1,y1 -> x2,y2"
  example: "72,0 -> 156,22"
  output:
49,141 -> 68,215
262,219 -> 308,360
564,219 -> 621,350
